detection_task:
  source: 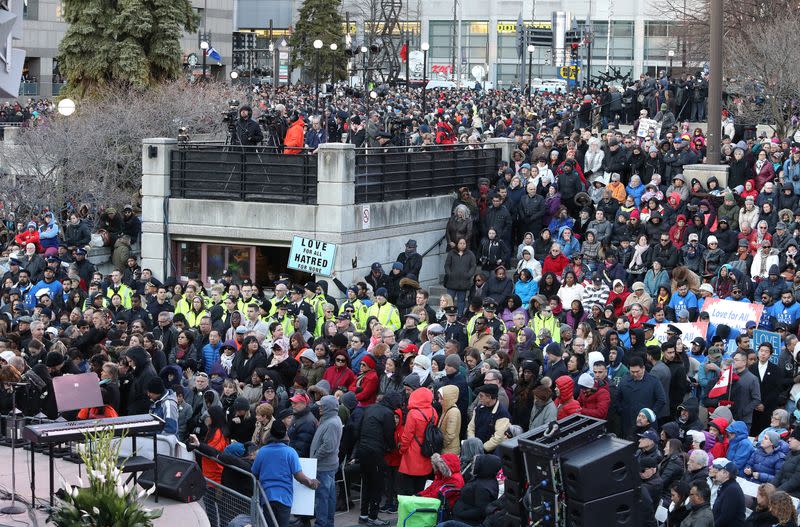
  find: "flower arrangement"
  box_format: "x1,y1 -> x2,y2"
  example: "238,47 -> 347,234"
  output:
48,428 -> 162,526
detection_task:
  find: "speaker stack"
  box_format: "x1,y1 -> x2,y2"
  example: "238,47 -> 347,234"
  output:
496,414 -> 640,527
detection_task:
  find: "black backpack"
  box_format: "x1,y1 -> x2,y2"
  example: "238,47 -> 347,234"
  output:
413,408 -> 443,457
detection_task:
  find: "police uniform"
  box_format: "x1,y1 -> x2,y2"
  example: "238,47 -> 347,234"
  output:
443,305 -> 468,350
482,301 -> 507,340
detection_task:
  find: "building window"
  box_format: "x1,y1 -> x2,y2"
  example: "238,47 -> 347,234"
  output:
428,21 -> 488,78
644,21 -> 678,61
24,0 -> 38,20
584,21 -> 634,61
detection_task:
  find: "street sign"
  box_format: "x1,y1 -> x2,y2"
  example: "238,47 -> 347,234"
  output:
559,66 -> 580,80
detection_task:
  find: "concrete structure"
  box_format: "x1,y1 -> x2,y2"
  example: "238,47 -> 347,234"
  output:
140,139 -> 500,294
18,0 -> 234,98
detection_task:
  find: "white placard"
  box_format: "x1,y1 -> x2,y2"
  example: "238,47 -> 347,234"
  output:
291,457 -> 317,515
361,205 -> 371,230
637,118 -> 662,140
287,236 -> 337,277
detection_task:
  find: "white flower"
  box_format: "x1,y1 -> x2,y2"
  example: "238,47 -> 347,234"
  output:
92,507 -> 100,515
76,477 -> 84,487
71,487 -> 79,498
145,484 -> 156,496
115,485 -> 125,498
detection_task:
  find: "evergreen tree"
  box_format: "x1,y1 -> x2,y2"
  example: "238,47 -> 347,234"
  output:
58,0 -> 198,97
289,0 -> 347,83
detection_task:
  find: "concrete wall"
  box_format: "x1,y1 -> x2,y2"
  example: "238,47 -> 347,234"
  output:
140,140 -> 496,295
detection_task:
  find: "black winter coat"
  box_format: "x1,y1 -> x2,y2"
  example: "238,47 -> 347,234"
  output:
452,455 -> 502,526
230,349 -> 269,384
288,407 -> 317,457
358,398 -> 397,455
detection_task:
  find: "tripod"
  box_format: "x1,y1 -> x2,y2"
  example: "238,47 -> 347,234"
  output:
2,383 -> 28,514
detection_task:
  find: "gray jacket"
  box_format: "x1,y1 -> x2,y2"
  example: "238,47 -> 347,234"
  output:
529,400 -> 558,430
730,368 -> 761,425
679,502 -> 714,527
309,395 -> 343,472
650,361 -> 672,418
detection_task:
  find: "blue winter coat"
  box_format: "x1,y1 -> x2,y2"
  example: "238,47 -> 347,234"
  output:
784,158 -> 800,195
513,278 -> 539,306
625,183 -> 645,207
726,420 -> 755,471
744,441 -> 787,483
39,218 -> 60,250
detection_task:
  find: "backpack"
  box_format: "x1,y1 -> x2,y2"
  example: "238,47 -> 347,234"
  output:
413,408 -> 443,457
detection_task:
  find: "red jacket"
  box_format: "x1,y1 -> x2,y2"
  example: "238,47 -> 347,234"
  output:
418,453 -> 464,507
15,230 -> 40,252
577,385 -> 610,419
709,417 -> 729,459
554,376 -> 582,419
542,253 -> 570,278
351,369 -> 378,407
384,408 -> 403,467
322,364 -> 356,393
400,388 -> 438,476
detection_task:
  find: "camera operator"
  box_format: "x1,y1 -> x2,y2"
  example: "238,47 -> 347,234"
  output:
230,105 -> 263,146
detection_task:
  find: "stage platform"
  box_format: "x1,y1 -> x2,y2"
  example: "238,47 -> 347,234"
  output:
0,444 -> 209,527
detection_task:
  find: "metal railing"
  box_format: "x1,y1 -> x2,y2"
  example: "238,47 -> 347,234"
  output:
19,82 -> 38,96
170,143 -> 318,204
194,449 -> 275,527
354,144 -> 501,204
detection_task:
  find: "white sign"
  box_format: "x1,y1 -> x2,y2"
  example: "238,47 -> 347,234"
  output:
291,458 -> 317,515
637,118 -> 662,140
653,322 -> 708,348
409,50 -> 424,79
287,236 -> 337,276
361,205 -> 371,230
701,298 -> 763,334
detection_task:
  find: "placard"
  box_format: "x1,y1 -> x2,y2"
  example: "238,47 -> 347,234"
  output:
700,298 -> 763,334
637,118 -> 662,140
291,458 -> 317,515
287,236 -> 337,277
753,329 -> 782,364
653,322 -> 708,348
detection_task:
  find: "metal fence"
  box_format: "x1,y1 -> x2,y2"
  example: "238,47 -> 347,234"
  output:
195,450 -> 275,527
170,143 -> 318,204
354,145 -> 501,204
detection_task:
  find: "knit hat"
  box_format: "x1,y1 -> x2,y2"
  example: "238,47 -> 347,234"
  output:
432,335 -> 447,349
413,355 -> 431,370
375,287 -> 388,298
403,373 -> 421,390
765,431 -> 781,447
587,351 -> 606,368
639,408 -> 656,423
361,354 -> 376,370
233,396 -> 250,413
224,442 -> 246,457
706,235 -> 718,245
270,420 -> 287,440
445,354 -> 462,369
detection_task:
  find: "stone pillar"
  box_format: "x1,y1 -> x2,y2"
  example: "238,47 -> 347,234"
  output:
683,164 -> 729,189
140,138 -> 177,282
633,15 -> 645,78
486,137 -> 516,164
314,143 -> 356,296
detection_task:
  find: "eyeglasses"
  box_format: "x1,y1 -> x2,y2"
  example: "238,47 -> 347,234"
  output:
335,358 -> 346,363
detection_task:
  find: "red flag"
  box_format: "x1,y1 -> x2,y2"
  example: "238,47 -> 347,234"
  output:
399,43 -> 408,62
708,365 -> 733,398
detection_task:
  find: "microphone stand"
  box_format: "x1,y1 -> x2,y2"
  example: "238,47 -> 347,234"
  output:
2,382 -> 29,514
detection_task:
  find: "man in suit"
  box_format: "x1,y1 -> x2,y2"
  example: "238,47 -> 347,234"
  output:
749,341 -> 788,436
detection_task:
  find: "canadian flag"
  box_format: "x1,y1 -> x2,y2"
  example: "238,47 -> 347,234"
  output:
399,43 -> 408,62
708,365 -> 733,399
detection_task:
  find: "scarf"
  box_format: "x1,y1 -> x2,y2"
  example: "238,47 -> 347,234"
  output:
630,243 -> 650,269
220,353 -> 235,374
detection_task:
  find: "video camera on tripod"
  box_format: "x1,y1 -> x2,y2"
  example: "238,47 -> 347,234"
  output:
221,99 -> 240,131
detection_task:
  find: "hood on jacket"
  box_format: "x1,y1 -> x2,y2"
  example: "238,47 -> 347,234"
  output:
340,391 -> 357,411
473,453 -> 502,479
381,391 -> 404,411
319,395 -> 339,417
159,364 -> 183,384
408,387 -> 434,410
126,346 -> 151,370
676,214 -> 687,224
555,376 -> 575,401
431,452 -> 461,477
709,417 -> 729,436
300,349 -> 317,363
295,313 -> 310,335
399,277 -> 421,289
726,420 -> 749,443
680,397 -> 700,424
439,384 -> 459,413
210,363 -> 226,378
662,422 -> 680,440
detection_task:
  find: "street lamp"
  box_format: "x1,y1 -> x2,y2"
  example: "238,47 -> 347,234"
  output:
313,39 -> 324,111
57,98 -> 76,116
527,44 -> 535,98
421,42 -> 429,117
360,45 -> 368,87
668,49 -> 675,77
330,43 -> 338,84
200,40 -> 209,82
230,70 -> 239,81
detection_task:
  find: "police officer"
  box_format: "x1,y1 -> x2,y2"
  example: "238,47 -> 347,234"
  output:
442,305 -> 468,351
230,105 -> 264,146
482,299 -> 506,340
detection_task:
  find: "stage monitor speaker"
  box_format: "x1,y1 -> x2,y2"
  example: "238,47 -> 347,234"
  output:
139,455 -> 206,502
560,435 -> 638,502
567,488 -> 639,527
497,429 -> 537,482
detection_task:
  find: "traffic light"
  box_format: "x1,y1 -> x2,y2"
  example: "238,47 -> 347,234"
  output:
570,43 -> 579,60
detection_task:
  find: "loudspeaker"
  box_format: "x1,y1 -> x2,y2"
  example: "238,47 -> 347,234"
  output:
567,489 -> 639,527
497,430 -> 536,481
502,480 -> 525,517
139,455 -> 206,502
560,435 -> 638,502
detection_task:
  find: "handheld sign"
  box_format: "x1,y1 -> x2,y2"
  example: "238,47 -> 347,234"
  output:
287,236 -> 337,277
701,298 -> 763,334
752,329 -> 782,364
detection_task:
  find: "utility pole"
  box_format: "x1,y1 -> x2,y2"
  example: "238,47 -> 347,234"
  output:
451,0 -> 457,80
707,0 -> 722,164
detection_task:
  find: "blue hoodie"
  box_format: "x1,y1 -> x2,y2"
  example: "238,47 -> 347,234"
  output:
726,420 -> 755,472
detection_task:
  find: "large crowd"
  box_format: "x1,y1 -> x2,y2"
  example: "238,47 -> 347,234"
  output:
0,71 -> 796,527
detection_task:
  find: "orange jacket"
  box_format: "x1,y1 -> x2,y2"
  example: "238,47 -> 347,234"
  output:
283,118 -> 305,154
201,429 -> 229,483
